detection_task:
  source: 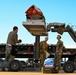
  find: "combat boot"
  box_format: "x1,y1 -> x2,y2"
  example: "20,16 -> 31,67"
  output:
51,67 -> 59,73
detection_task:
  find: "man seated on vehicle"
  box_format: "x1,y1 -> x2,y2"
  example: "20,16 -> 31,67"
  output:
5,26 -> 22,61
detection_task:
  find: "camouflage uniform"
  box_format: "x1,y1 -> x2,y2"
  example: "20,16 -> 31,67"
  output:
5,31 -> 18,61
40,41 -> 48,67
5,45 -> 12,61
53,40 -> 63,70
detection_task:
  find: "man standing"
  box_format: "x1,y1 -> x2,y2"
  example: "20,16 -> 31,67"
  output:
40,37 -> 48,67
5,26 -> 22,61
53,35 -> 63,71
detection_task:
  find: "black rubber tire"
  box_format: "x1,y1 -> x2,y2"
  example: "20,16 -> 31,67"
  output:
8,60 -> 22,72
63,61 -> 75,73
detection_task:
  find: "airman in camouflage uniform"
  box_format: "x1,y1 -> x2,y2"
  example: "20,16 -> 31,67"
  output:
40,37 -> 48,67
53,35 -> 63,71
5,26 -> 22,61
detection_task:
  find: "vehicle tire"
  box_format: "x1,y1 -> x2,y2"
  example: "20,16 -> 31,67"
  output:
8,60 -> 22,72
63,61 -> 75,73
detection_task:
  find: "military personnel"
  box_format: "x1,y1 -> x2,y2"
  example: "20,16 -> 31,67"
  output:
53,35 -> 63,71
40,37 -> 48,67
5,26 -> 22,61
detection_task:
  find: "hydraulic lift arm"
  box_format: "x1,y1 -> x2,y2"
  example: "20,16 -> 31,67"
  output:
47,22 -> 76,42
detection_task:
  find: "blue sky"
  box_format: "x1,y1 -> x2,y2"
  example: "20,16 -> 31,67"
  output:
0,0 -> 76,48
